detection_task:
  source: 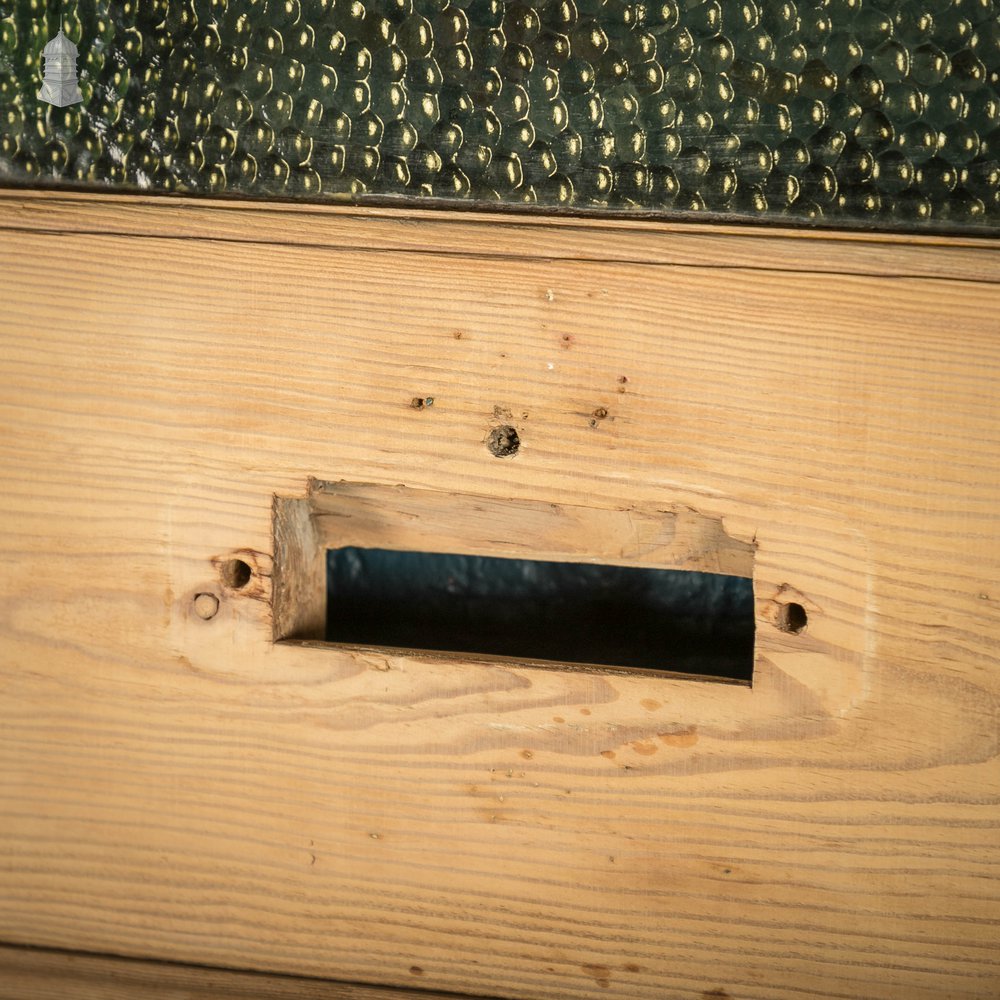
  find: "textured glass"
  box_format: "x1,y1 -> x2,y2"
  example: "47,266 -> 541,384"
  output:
0,0 -> 998,230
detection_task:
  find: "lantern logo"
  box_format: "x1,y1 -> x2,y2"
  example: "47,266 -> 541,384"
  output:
37,29 -> 83,107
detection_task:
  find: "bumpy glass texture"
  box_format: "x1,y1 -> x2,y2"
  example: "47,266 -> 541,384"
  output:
0,0 -> 998,228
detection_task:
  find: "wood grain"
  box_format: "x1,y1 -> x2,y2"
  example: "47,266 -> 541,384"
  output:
309,479 -> 754,573
0,945 -> 471,1000
0,192 -> 998,1000
1,188 -> 999,282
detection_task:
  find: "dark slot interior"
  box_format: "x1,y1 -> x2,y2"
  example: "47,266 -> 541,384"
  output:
327,548 -> 754,681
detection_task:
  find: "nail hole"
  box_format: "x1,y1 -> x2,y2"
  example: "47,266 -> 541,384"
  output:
221,558 -> 252,590
487,425 -> 520,458
777,602 -> 808,634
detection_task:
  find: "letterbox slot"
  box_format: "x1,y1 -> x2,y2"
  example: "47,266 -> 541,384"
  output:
326,547 -> 754,680
273,481 -> 757,683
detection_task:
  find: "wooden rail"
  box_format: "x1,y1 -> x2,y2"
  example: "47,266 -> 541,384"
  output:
1,189 -> 998,999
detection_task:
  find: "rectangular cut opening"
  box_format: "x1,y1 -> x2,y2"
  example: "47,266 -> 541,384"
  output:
274,480 -> 756,683
327,548 -> 754,679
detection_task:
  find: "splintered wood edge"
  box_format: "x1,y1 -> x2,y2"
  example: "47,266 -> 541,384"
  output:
274,478 -> 756,683
0,188 -> 998,283
305,478 -> 756,574
273,494 -> 327,643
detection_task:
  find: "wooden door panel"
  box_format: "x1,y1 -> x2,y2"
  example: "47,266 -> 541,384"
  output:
1,192 -> 998,999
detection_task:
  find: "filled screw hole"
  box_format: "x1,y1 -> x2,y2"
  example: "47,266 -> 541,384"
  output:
221,558 -> 252,590
777,602 -> 808,634
193,592 -> 220,620
487,425 -> 520,458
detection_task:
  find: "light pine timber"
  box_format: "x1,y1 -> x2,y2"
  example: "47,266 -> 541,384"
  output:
1,188 -> 998,282
0,944 -> 472,1000
0,192 -> 998,1000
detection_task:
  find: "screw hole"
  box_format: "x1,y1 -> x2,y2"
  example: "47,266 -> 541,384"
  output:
221,558 -> 252,590
487,425 -> 520,458
777,602 -> 808,634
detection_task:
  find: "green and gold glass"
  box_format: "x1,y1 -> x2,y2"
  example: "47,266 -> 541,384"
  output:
0,0 -> 996,229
